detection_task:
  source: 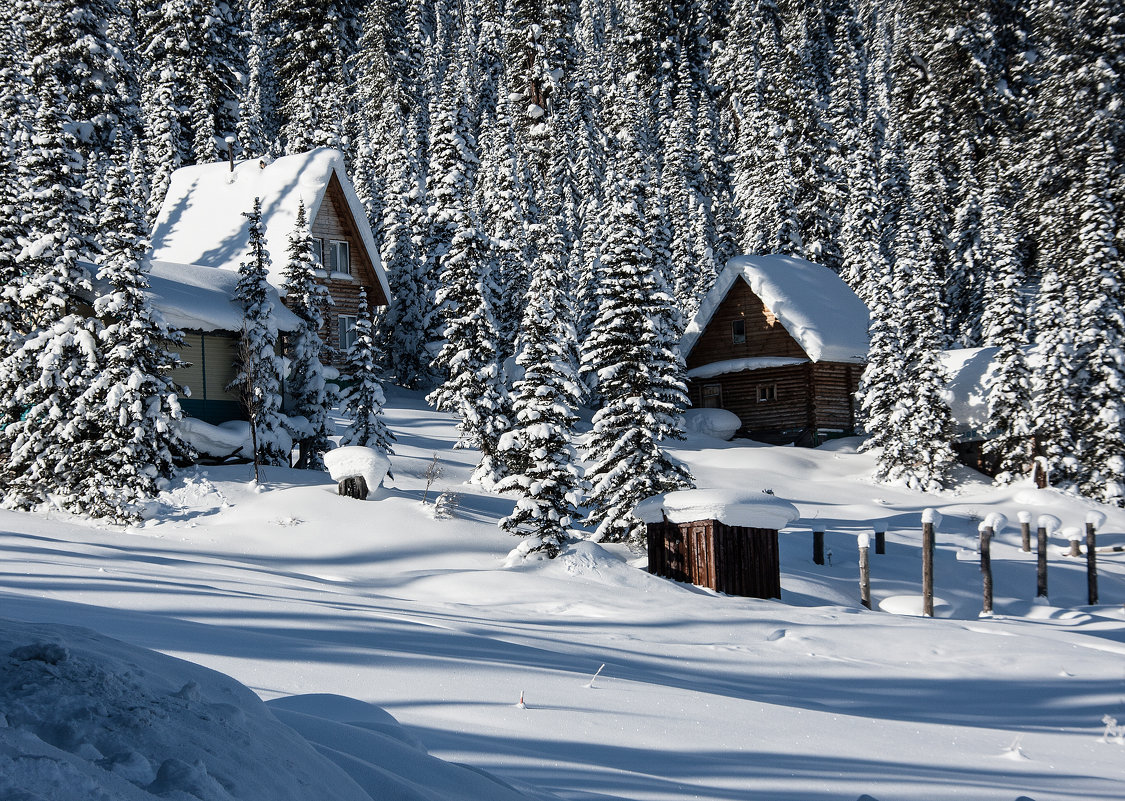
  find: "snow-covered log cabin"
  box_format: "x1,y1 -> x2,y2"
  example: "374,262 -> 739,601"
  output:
681,255 -> 870,446
149,148 -> 390,360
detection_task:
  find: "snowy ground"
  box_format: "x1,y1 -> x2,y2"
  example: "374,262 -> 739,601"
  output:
3,387 -> 1125,800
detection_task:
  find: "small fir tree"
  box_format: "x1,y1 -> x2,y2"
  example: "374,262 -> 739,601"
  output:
341,288 -> 395,453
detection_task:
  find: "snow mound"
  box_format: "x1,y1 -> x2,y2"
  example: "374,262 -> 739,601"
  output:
0,618 -> 372,801
635,488 -> 800,530
682,408 -> 742,440
176,417 -> 250,459
878,595 -> 952,617
323,446 -> 390,491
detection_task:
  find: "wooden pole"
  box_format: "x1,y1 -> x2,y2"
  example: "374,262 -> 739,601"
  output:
813,529 -> 825,565
1065,527 -> 1082,558
1018,511 -> 1032,553
1087,519 -> 1099,605
1036,524 -> 1048,599
874,523 -> 886,555
922,520 -> 935,618
858,533 -> 871,609
980,524 -> 994,615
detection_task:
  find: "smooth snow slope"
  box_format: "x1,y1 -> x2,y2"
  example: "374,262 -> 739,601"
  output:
2,386 -> 1125,801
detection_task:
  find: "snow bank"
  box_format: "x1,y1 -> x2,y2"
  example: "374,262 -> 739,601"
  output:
635,488 -> 800,530
176,416 -> 250,459
323,446 -> 390,491
681,255 -> 869,364
0,618 -> 372,801
150,148 -> 390,302
682,408 -> 742,440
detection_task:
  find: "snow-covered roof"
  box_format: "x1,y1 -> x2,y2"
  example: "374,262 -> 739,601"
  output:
635,489 -> 800,530
88,259 -> 301,334
149,148 -> 390,302
686,357 -> 809,379
682,255 -> 869,364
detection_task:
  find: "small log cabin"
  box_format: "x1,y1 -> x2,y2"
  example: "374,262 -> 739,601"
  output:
681,255 -> 870,446
149,148 -> 390,361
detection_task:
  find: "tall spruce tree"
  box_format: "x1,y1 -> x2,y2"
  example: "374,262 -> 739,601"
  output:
231,197 -> 289,468
283,201 -> 334,469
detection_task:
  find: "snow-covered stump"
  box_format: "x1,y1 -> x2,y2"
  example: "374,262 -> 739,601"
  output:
858,533 -> 871,610
323,447 -> 390,502
1088,512 -> 1105,605
813,528 -> 825,566
636,490 -> 799,600
1064,527 -> 1083,558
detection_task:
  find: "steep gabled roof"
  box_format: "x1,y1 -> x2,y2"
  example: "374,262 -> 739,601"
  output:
149,148 -> 390,303
682,255 -> 870,364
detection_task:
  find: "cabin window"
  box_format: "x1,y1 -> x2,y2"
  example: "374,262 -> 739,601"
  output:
701,384 -> 723,409
731,318 -> 746,344
757,383 -> 777,403
311,237 -> 324,266
338,314 -> 358,352
327,240 -> 351,274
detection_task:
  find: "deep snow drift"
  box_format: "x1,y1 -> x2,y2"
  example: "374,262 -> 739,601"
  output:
2,386 -> 1125,800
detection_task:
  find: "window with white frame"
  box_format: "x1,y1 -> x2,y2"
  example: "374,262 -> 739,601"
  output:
338,314 -> 358,352
327,240 -> 351,274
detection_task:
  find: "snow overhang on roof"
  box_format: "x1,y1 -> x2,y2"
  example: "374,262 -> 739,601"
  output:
681,255 -> 870,364
88,259 -> 301,334
635,488 -> 800,531
149,148 -> 391,303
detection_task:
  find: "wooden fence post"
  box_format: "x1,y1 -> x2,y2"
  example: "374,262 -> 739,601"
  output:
1087,512 -> 1105,606
922,509 -> 939,618
874,523 -> 886,555
813,528 -> 825,566
980,523 -> 994,615
1018,510 -> 1032,553
1037,514 -> 1060,599
858,533 -> 871,609
1064,527 -> 1082,558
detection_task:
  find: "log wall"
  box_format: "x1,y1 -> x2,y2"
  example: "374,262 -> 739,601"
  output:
307,174 -> 386,360
646,519 -> 781,599
686,279 -> 806,370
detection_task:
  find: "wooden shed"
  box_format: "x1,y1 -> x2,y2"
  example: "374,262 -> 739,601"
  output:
682,255 -> 869,446
635,490 -> 800,599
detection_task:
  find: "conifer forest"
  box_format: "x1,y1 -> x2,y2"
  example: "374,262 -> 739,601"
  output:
0,0 -> 1123,530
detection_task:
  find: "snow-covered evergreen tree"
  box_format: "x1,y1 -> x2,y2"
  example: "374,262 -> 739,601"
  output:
72,138 -> 191,521
231,197 -> 289,468
341,287 -> 395,453
282,201 -> 334,469
581,90 -> 693,545
494,203 -> 583,558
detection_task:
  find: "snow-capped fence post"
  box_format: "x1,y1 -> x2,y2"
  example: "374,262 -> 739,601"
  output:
1087,512 -> 1105,605
858,533 -> 871,609
1037,515 -> 1060,599
1018,511 -> 1032,553
813,528 -> 825,565
874,522 -> 886,555
922,509 -> 939,618
979,523 -> 993,615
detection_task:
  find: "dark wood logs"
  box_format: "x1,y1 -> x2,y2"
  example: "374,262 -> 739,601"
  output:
1036,525 -> 1048,599
1087,521 -> 1099,606
980,525 -> 994,615
922,520 -> 935,618
647,520 -> 781,599
338,475 -> 369,500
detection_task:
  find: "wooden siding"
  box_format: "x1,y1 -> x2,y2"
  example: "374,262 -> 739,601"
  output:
173,333 -> 241,404
686,278 -> 806,369
308,173 -> 386,360
646,520 -> 781,599
687,362 -> 860,443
